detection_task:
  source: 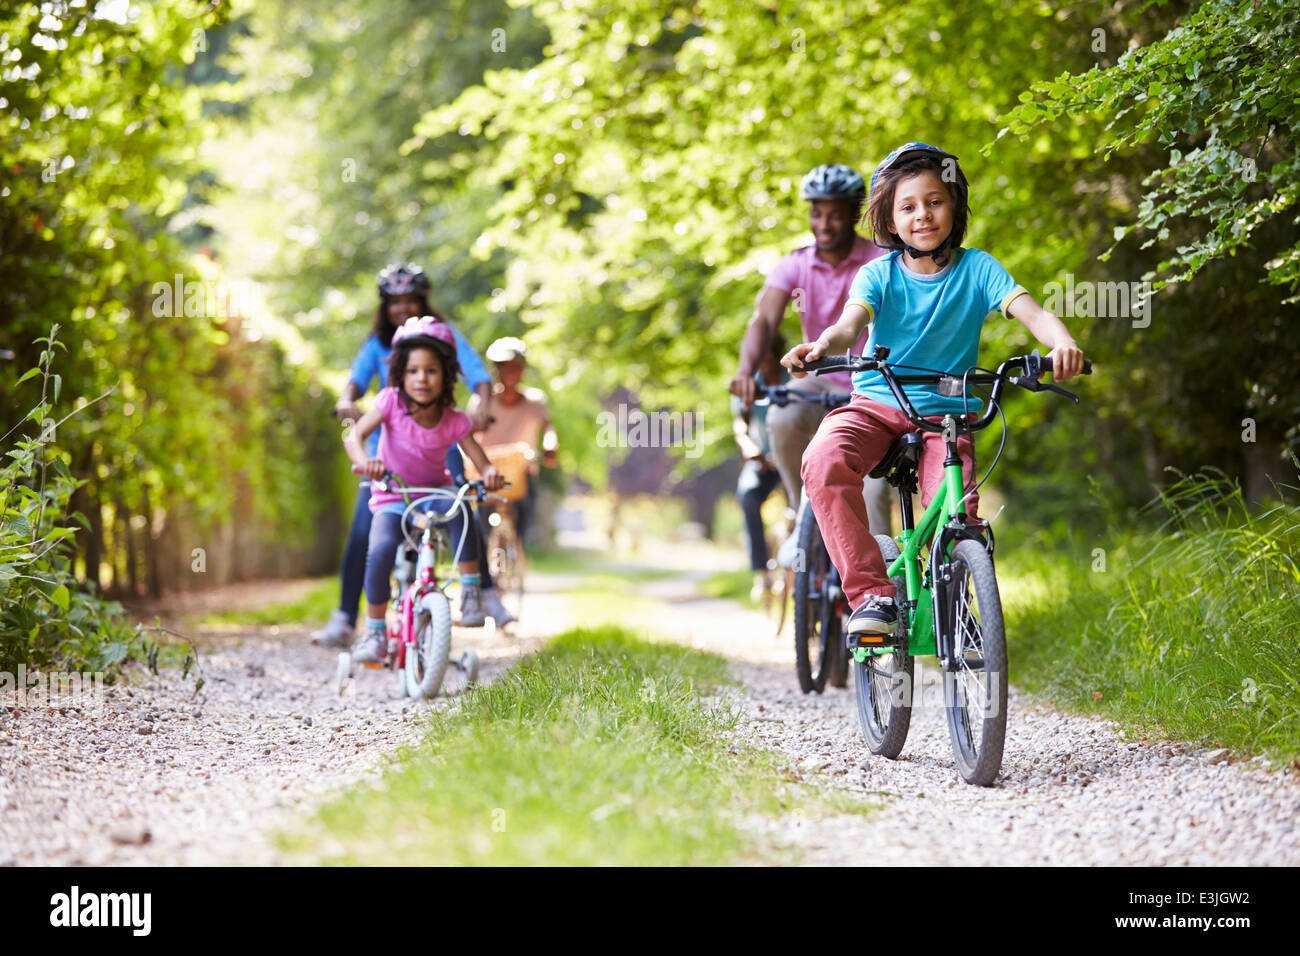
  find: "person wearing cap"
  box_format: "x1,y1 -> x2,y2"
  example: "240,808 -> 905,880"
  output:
473,337 -> 558,548
311,263 -> 514,647
786,143 -> 1085,639
729,164 -> 893,556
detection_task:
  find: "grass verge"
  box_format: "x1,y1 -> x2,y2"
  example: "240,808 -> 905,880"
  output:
700,568 -> 758,606
1000,471 -> 1300,764
277,626 -> 874,865
194,578 -> 345,628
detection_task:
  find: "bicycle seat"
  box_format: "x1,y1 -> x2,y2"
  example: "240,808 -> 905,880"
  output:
869,432 -> 923,488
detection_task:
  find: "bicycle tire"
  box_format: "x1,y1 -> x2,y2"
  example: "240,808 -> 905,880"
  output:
827,586 -> 850,689
405,591 -> 453,700
853,534 -> 913,757
942,539 -> 1007,786
487,514 -> 525,622
792,506 -> 836,694
770,568 -> 792,638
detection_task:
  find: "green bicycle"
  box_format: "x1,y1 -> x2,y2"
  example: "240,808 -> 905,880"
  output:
804,346 -> 1091,786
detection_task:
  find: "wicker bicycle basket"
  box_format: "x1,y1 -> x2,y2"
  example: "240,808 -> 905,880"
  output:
463,441 -> 532,502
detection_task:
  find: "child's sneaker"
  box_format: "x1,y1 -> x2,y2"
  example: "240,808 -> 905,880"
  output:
457,584 -> 486,627
310,609 -> 354,648
480,587 -> 516,627
847,595 -> 897,637
351,627 -> 388,664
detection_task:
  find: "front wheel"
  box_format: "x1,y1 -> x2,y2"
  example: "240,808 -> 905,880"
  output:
853,534 -> 912,757
942,539 -> 1008,786
792,507 -> 840,694
404,591 -> 453,700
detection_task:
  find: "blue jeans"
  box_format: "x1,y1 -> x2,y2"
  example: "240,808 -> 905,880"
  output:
737,459 -> 783,571
336,448 -> 492,624
363,502 -> 477,607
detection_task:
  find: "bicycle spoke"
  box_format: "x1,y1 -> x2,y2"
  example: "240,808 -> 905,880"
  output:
951,568 -> 989,749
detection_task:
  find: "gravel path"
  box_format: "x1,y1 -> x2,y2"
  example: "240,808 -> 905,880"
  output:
0,578 -> 577,866
3,553 -> 1296,866
633,570 -> 1300,866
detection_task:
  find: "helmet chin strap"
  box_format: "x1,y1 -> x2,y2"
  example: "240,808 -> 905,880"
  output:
901,231 -> 955,268
400,388 -> 439,412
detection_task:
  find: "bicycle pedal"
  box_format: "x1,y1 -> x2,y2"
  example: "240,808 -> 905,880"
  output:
362,661 -> 384,670
848,631 -> 899,650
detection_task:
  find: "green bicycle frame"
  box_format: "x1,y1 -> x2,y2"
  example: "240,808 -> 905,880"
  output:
854,455 -> 968,662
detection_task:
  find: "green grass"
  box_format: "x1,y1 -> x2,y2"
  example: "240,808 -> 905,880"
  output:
1001,470 -> 1300,763
527,545 -> 679,582
194,578 -> 347,628
277,626 -> 874,865
700,569 -> 757,606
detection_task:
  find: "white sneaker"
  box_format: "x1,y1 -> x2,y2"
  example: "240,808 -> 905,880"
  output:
310,610 -> 354,648
480,586 -> 516,626
458,584 -> 486,628
778,499 -> 809,569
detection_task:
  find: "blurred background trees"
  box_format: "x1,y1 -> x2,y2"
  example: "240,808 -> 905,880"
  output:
3,0 -> 1295,616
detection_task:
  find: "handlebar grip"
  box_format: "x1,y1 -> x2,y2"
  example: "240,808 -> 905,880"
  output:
1037,353 -> 1094,376
799,355 -> 854,374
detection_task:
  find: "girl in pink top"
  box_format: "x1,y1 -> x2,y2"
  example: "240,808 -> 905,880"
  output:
344,317 -> 502,663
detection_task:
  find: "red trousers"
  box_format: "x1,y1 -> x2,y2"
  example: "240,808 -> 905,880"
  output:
801,396 -> 980,607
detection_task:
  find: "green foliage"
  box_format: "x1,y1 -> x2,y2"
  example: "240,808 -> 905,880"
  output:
1,2 -> 347,593
407,0 -> 1109,454
0,329 -> 141,672
1003,469 -> 1300,760
278,626 -> 866,865
1000,0 -> 1300,292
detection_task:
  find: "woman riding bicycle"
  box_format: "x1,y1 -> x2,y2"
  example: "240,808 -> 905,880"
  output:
785,142 -> 1086,640
312,263 -> 514,647
342,317 -> 503,664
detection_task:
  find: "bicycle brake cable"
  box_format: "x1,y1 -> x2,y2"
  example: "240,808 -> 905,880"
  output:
962,382 -> 1007,509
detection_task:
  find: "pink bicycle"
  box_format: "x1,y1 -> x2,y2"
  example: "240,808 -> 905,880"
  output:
335,471 -> 506,700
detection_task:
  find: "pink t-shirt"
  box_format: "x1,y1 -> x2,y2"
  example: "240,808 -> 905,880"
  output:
765,234 -> 885,387
368,387 -> 474,513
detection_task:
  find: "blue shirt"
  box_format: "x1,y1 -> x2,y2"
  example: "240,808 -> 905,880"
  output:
846,248 -> 1027,415
348,323 -> 491,455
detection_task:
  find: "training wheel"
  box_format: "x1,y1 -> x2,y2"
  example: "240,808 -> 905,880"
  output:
334,651 -> 353,696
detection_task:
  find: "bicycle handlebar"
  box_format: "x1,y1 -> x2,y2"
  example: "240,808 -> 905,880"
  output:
794,347 -> 1092,434
349,465 -> 511,504
752,383 -> 852,410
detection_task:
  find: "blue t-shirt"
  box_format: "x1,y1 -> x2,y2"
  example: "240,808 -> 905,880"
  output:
348,323 -> 492,455
846,248 -> 1027,416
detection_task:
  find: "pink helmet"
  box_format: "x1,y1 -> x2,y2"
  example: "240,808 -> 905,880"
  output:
391,315 -> 454,349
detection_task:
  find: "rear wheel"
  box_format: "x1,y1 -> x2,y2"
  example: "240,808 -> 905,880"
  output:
486,510 -> 525,624
404,591 -> 453,700
853,534 -> 913,757
942,539 -> 1007,786
793,508 -> 840,694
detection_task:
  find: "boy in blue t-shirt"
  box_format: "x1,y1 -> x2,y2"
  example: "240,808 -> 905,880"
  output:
784,143 -> 1086,639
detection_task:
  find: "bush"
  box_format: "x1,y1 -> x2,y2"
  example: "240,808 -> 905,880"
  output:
1005,468 -> 1300,760
1,327 -> 141,672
